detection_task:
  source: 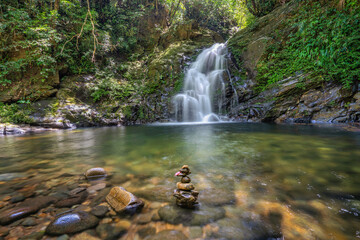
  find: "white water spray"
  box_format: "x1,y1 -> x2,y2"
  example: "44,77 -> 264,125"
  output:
173,43 -> 228,122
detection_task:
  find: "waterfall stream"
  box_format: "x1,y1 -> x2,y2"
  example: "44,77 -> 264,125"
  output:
173,43 -> 228,122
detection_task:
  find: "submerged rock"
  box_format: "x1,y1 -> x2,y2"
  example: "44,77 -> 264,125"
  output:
90,205 -> 109,218
96,223 -> 127,240
55,190 -> 88,208
21,217 -> 37,226
0,173 -> 26,181
10,193 -> 25,203
211,218 -> 279,240
0,196 -> 56,225
158,204 -> 225,226
199,188 -> 236,206
46,211 -> 99,235
106,187 -> 144,214
84,168 -> 107,180
144,230 -> 188,240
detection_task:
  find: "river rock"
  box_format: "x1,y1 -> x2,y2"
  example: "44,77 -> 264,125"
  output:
106,187 -> 144,214
46,211 -> 99,235
55,190 -> 88,208
138,226 -> 156,239
21,217 -> 37,226
10,193 -> 25,203
87,183 -> 106,194
144,230 -> 188,240
0,173 -> 26,181
96,223 -> 127,240
211,218 -> 277,240
71,232 -> 101,240
19,230 -> 45,240
84,168 -> 107,180
135,212 -> 153,224
90,188 -> 111,207
181,176 -> 191,183
0,196 -> 56,225
56,234 -> 69,240
158,204 -> 225,226
90,205 -> 109,218
199,188 -> 236,206
176,182 -> 194,191
189,226 -> 202,239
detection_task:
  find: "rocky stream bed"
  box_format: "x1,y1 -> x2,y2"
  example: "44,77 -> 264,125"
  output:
0,123 -> 359,240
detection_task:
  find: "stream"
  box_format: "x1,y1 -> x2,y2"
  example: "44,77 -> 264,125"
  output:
0,123 -> 359,239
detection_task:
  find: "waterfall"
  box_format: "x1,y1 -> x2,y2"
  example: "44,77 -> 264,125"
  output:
173,43 -> 228,122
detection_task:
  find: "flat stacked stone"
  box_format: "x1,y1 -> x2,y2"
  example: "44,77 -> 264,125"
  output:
173,165 -> 199,208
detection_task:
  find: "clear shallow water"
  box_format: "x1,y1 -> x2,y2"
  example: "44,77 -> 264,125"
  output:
0,123 -> 360,239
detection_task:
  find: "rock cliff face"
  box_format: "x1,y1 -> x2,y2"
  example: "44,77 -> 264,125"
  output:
227,2 -> 359,124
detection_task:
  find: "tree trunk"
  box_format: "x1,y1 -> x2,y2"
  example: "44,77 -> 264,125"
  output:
54,0 -> 60,11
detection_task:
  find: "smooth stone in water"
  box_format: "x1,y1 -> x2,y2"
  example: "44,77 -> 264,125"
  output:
0,196 -> 56,225
90,188 -> 111,207
21,217 -> 37,226
158,204 -> 225,226
138,226 -> 156,238
176,182 -> 194,191
90,205 -> 109,218
106,187 -> 144,214
46,211 -> 99,235
87,183 -> 106,193
72,232 -> 101,240
135,212 -> 153,224
96,223 -> 127,240
19,230 -> 45,240
144,230 -> 188,240
10,193 -> 25,203
0,173 -> 26,181
84,168 -> 107,180
189,226 -> 203,239
55,191 -> 88,208
199,188 -> 236,206
211,218 -> 277,240
181,176 -> 191,183
56,234 -> 69,240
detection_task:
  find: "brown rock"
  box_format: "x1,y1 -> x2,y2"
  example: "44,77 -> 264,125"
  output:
106,187 -> 144,214
0,196 -> 56,225
176,182 -> 194,191
181,176 -> 191,183
87,183 -> 106,194
84,168 -> 107,180
55,190 -> 88,208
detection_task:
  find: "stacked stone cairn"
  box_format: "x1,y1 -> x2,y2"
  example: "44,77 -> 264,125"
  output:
173,165 -> 199,208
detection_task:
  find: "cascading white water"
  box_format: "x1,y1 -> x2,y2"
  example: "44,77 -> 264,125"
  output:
173,43 -> 228,122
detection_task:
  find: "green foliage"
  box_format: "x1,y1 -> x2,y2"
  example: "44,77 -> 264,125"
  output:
245,0 -> 276,17
0,4 -> 60,85
182,0 -> 253,36
90,71 -> 135,102
100,1 -> 145,54
0,0 -> 99,87
0,102 -> 33,124
256,0 -> 360,90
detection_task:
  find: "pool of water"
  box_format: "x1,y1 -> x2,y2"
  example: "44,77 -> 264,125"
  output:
0,123 -> 359,239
